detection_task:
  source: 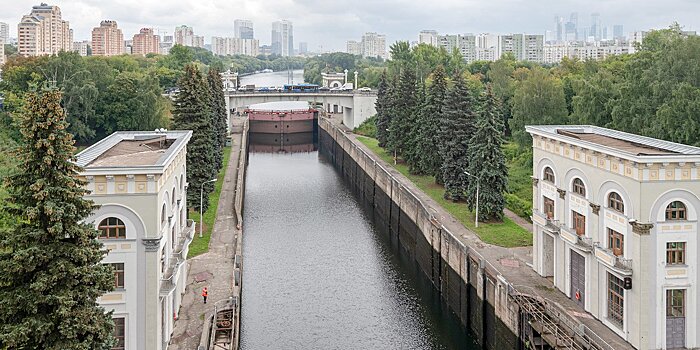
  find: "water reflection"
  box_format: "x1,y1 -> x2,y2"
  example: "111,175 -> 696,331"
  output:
248,132 -> 317,153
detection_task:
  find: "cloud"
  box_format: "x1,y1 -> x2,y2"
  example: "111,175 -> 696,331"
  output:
1,0 -> 698,51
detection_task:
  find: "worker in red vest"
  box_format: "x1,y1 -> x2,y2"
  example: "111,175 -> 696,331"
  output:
202,287 -> 208,304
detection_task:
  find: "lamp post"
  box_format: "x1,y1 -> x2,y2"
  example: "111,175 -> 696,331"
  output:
199,178 -> 217,238
464,171 -> 480,228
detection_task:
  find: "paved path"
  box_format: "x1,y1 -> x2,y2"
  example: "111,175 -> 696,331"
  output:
169,119 -> 245,350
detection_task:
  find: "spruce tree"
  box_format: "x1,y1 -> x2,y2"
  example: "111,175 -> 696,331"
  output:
0,89 -> 115,349
207,68 -> 228,172
374,72 -> 392,147
440,73 -> 478,201
388,65 -> 417,157
466,85 -> 508,221
173,64 -> 216,212
416,65 -> 448,179
404,82 -> 426,174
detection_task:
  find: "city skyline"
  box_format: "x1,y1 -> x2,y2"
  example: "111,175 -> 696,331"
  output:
1,0 -> 698,52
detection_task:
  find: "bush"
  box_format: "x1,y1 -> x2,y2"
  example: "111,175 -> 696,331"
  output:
353,115 -> 377,138
505,192 -> 532,219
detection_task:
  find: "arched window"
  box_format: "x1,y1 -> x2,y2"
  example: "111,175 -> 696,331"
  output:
161,204 -> 167,226
543,167 -> 555,183
181,174 -> 185,192
171,187 -> 176,207
608,192 -> 624,213
98,217 -> 126,239
572,178 -> 586,197
666,201 -> 687,220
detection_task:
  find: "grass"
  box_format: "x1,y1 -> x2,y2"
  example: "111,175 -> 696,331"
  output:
187,146 -> 233,258
357,136 -> 532,247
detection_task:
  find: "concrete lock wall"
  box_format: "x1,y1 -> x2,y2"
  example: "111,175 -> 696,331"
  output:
319,119 -> 521,350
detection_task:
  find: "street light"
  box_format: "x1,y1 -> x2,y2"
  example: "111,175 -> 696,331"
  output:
199,178 -> 217,238
464,171 -> 480,228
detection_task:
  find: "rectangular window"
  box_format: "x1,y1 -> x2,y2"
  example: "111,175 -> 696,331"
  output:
666,289 -> 685,317
112,317 -> 125,350
666,242 -> 686,265
607,228 -> 624,256
607,273 -> 624,327
572,211 -> 586,236
544,196 -> 555,219
110,263 -> 124,289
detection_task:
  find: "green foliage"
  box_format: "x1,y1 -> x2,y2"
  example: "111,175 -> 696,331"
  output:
0,89 -> 114,349
416,65 -> 448,178
173,64 -> 217,213
465,86 -> 508,221
353,115 -> 377,138
387,64 -> 418,157
374,72 -> 392,147
207,68 -> 228,172
303,52 -> 384,87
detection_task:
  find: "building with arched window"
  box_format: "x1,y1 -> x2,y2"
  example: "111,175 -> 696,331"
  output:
527,125 -> 700,350
76,130 -> 193,350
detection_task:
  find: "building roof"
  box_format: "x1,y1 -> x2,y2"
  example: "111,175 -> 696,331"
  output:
247,101 -> 310,112
75,130 -> 192,171
526,125 -> 700,160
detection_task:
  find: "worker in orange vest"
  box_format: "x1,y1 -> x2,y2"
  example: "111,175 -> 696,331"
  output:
202,287 -> 208,304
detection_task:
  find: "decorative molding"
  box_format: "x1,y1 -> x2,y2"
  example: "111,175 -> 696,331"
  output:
557,188 -> 566,199
630,221 -> 654,235
531,177 -> 539,186
142,237 -> 162,251
590,203 -> 601,215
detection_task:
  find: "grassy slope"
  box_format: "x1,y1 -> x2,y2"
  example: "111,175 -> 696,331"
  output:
357,136 -> 532,247
187,146 -> 232,258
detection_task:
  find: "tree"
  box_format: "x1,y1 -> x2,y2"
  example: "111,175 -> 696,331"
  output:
510,67 -> 568,148
466,86 -> 508,221
0,88 -> 114,349
207,68 -> 228,171
387,64 -> 417,157
440,73 -> 479,201
486,57 -> 516,136
172,64 -> 216,212
416,65 -> 448,178
374,72 -> 392,147
404,81 -> 426,173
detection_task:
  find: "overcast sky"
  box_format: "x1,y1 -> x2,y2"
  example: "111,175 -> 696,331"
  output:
1,0 -> 698,52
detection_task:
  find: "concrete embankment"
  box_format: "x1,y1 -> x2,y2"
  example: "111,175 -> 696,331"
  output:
319,117 -> 634,350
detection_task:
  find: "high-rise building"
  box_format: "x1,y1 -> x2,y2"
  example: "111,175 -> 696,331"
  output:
0,22 -> 9,44
132,28 -> 160,56
91,20 -> 123,56
499,34 -> 543,63
554,16 -> 564,42
18,3 -> 72,56
160,35 -> 173,55
0,39 -> 5,66
346,40 -> 361,55
590,13 -> 602,42
613,25 -> 624,40
210,37 -> 259,56
476,33 -> 499,61
298,42 -> 308,55
419,30 -> 439,46
271,20 -> 293,56
361,32 -> 386,59
564,12 -> 578,42
72,40 -> 90,56
234,19 -> 254,39
438,34 -> 477,63
174,25 -> 194,46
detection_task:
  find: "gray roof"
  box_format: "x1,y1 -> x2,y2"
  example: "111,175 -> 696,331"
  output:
75,130 -> 192,169
526,125 -> 700,157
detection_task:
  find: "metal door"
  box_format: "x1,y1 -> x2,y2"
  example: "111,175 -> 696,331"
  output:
666,289 -> 685,349
569,251 -> 585,308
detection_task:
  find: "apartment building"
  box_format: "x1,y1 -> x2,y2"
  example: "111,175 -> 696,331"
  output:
76,130 -> 194,350
438,34 -> 477,63
72,40 -> 90,56
271,20 -> 293,56
132,28 -> 160,56
91,20 -> 123,56
346,40 -> 361,55
234,19 -> 254,39
499,33 -> 544,63
528,125 -> 700,349
211,37 -> 259,56
17,3 -> 72,56
0,22 -> 8,44
543,42 -> 630,64
361,32 -> 386,59
418,30 -> 438,46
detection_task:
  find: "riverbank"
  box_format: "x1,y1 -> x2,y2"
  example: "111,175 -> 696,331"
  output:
320,117 -> 634,350
169,118 -> 248,350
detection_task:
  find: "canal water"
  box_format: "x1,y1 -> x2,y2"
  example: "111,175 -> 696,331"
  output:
239,69 -> 305,88
239,135 -> 478,349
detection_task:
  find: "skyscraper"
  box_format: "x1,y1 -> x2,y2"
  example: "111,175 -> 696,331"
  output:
590,13 -> 602,41
132,28 -> 160,56
91,20 -> 123,56
554,16 -> 564,42
613,25 -> 624,40
361,32 -> 387,59
174,25 -> 194,46
18,3 -> 72,56
564,12 -> 578,42
298,42 -> 308,55
234,19 -> 254,39
271,20 -> 293,56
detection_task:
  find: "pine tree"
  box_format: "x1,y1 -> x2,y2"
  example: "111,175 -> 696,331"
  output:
207,68 -> 228,172
440,73 -> 479,201
173,64 -> 216,212
374,72 -> 391,147
416,65 -> 448,179
0,88 -> 115,349
404,82 -> 426,174
388,65 -> 417,157
466,85 -> 508,221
